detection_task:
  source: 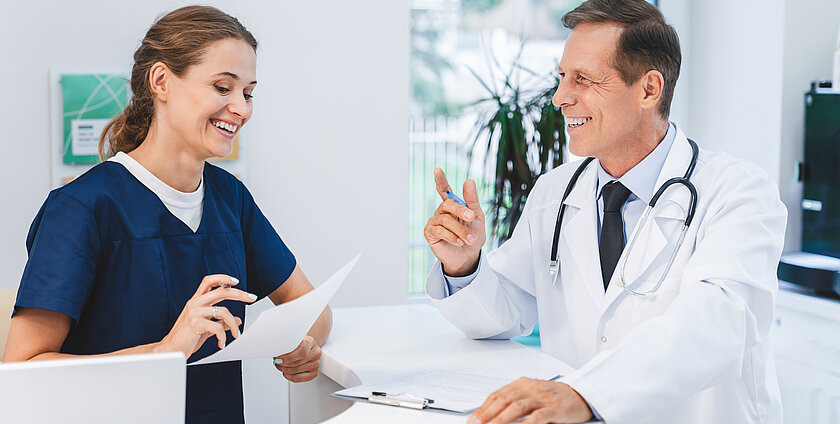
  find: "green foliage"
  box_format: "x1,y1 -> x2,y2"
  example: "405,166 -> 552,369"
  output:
468,49 -> 565,242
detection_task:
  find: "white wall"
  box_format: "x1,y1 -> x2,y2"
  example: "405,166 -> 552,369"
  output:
658,0 -> 691,131
663,0 -> 840,251
680,0 -> 786,183
246,1 -> 409,308
0,0 -> 408,422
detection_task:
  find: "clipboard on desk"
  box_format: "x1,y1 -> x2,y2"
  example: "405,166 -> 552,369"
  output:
331,366 -> 563,413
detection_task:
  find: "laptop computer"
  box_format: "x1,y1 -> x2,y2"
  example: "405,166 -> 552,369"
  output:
0,352 -> 185,423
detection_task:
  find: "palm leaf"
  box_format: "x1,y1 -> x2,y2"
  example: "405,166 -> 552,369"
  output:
468,45 -> 567,242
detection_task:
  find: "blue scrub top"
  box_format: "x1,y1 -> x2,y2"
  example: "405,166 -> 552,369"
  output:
15,161 -> 296,423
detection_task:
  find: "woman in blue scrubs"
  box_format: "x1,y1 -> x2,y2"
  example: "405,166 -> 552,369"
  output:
3,6 -> 332,422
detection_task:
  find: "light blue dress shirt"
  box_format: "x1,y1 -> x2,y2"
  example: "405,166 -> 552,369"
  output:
594,122 -> 676,245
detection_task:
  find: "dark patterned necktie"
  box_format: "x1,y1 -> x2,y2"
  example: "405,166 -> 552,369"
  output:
599,181 -> 632,290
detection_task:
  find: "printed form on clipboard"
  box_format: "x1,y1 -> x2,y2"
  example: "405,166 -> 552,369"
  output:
332,362 -> 565,414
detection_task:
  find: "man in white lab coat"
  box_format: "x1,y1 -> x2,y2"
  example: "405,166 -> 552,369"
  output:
423,0 -> 787,423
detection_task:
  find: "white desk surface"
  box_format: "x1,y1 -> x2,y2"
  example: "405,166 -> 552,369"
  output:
318,304 -> 576,423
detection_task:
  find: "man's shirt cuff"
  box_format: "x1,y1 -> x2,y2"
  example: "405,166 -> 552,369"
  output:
442,256 -> 481,295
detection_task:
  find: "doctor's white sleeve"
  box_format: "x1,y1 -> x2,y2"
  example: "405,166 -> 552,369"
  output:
559,167 -> 787,424
425,180 -> 545,340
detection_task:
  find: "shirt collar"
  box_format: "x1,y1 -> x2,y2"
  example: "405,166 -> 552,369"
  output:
596,122 -> 676,204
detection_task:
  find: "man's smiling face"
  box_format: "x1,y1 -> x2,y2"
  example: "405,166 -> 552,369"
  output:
552,22 -> 648,162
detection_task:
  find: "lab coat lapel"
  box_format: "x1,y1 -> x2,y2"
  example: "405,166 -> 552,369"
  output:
603,129 -> 694,309
559,163 -> 605,307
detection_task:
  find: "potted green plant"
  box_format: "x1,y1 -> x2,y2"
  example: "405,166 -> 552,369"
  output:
469,53 -> 566,242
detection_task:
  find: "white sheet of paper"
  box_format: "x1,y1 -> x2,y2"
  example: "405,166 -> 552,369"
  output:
333,363 -> 562,413
191,253 -> 361,366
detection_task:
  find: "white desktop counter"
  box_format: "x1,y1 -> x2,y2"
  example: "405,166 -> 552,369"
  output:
288,304 -> 576,424
291,288 -> 840,424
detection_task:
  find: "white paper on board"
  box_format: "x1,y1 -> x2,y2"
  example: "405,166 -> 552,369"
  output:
191,253 -> 361,366
333,362 -> 563,413
70,119 -> 109,156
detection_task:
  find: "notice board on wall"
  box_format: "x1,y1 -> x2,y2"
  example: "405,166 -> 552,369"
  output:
60,73 -> 129,164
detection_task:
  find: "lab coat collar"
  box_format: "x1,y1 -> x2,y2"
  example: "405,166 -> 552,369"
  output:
603,125 -> 696,310
651,124 -> 694,216
562,158 -> 599,210
559,161 -> 607,306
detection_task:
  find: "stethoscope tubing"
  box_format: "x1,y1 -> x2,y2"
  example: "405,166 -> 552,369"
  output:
549,157 -> 595,275
548,138 -> 700,298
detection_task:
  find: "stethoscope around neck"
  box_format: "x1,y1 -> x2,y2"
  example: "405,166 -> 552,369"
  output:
548,138 -> 699,300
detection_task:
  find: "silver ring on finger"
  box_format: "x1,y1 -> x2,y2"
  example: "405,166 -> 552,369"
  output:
212,306 -> 218,320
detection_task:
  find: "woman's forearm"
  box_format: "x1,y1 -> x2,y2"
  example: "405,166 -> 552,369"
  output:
308,306 -> 332,346
3,308 -> 170,363
23,342 -> 166,362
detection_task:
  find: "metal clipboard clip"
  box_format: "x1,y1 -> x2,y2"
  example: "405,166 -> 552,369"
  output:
368,391 -> 434,410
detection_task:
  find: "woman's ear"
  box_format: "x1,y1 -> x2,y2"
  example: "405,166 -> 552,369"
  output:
148,62 -> 171,102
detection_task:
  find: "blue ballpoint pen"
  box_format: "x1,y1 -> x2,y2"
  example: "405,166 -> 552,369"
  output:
445,190 -> 467,207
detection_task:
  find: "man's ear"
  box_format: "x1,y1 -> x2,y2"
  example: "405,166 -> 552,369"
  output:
148,62 -> 171,102
639,70 -> 664,112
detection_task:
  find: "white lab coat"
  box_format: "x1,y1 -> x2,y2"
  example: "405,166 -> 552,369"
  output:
427,125 -> 786,424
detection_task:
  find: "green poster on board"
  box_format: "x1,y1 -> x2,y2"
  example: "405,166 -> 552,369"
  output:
61,74 -> 129,164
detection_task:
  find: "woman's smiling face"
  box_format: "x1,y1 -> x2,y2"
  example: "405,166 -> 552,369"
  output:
159,37 -> 257,159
